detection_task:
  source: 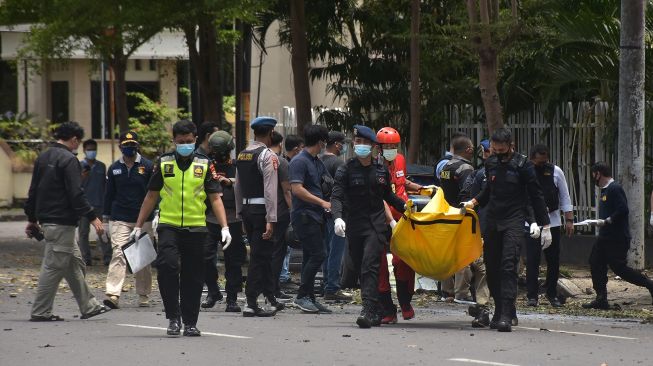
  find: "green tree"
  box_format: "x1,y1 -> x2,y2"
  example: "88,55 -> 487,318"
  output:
0,0 -> 168,132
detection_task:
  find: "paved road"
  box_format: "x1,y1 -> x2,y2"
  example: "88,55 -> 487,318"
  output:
1,221 -> 652,366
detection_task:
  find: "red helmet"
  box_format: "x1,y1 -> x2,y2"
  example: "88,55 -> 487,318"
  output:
376,127 -> 401,144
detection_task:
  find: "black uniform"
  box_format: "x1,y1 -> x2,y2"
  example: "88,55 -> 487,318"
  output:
590,181 -> 653,300
203,162 -> 246,303
148,151 -> 222,327
440,155 -> 474,206
473,153 -> 550,320
331,158 -> 405,308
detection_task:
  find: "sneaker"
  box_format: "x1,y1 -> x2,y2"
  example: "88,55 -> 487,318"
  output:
311,299 -> 332,314
138,295 -> 150,307
400,304 -> 415,320
356,308 -> 372,329
167,318 -> 181,336
183,325 -> 201,337
225,299 -> 242,313
266,296 -> 286,312
324,290 -> 353,302
527,298 -> 538,307
294,297 -> 319,313
381,313 -> 398,324
242,305 -> 276,317
275,291 -> 294,303
103,295 -> 120,309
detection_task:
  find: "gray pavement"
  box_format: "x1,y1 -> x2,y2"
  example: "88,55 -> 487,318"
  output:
1,221 -> 652,366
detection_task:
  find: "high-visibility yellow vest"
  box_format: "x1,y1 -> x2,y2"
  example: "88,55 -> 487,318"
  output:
158,154 -> 208,227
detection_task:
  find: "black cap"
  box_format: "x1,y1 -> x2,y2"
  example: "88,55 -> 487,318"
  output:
327,131 -> 346,145
119,131 -> 139,145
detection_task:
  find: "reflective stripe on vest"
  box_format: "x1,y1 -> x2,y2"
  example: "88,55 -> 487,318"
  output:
159,155 -> 208,227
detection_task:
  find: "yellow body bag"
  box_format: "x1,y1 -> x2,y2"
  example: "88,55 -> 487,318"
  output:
390,188 -> 482,280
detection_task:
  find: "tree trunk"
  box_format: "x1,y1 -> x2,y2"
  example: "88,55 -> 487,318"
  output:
407,0 -> 420,164
198,18 -> 222,123
617,0 -> 646,269
111,57 -> 129,132
289,0 -> 313,136
478,49 -> 503,135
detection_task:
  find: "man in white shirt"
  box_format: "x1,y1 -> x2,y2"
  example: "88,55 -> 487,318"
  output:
526,144 -> 574,307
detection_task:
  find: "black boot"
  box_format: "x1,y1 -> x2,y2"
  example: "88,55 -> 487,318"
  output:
582,291 -> 609,310
266,296 -> 286,312
225,297 -> 241,313
489,299 -> 501,329
356,302 -> 373,329
496,299 -> 513,332
471,305 -> 490,328
167,318 -> 181,336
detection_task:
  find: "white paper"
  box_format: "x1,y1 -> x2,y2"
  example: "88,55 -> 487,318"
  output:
573,219 -> 601,226
123,234 -> 157,274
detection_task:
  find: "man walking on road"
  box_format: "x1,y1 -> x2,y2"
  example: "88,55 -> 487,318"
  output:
103,131 -> 154,309
582,162 -> 653,309
25,121 -> 111,321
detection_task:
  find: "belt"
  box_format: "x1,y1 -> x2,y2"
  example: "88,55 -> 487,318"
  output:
243,197 -> 266,205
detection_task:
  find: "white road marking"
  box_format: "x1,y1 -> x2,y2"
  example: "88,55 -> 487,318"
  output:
514,326 -> 637,340
448,358 -> 521,366
116,323 -> 252,339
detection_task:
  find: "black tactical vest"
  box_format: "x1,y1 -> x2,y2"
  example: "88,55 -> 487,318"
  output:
235,146 -> 265,198
535,163 -> 559,212
440,158 -> 469,206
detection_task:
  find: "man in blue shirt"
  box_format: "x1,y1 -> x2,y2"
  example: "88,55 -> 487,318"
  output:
289,124 -> 332,314
78,139 -> 110,266
103,132 -> 155,309
582,162 -> 653,309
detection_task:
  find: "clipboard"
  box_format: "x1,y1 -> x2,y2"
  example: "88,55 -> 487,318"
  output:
122,233 -> 157,274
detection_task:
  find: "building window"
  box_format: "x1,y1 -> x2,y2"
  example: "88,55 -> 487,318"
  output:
134,59 -> 142,71
50,81 -> 69,123
149,60 -> 157,71
0,61 -> 18,114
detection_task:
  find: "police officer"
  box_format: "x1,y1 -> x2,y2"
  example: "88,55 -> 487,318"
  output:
331,125 -> 406,328
525,144 -> 574,308
200,131 -> 247,313
132,119 -> 232,337
582,162 -> 653,309
234,116 -> 280,317
462,128 -> 551,332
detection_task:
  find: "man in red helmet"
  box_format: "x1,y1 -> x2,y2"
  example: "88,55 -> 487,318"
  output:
376,127 -> 425,323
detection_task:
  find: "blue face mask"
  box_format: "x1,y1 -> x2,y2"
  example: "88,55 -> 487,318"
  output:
176,143 -> 195,157
85,150 -> 97,160
354,144 -> 372,158
120,146 -> 137,157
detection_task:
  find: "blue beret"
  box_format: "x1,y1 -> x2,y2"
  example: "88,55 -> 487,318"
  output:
353,124 -> 377,143
479,139 -> 490,151
250,116 -> 277,129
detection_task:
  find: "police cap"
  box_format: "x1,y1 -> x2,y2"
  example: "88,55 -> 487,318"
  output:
479,139 -> 490,151
119,131 -> 138,145
250,116 -> 277,129
353,124 -> 377,143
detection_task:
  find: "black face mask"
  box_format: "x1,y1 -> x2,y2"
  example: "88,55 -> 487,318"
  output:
495,152 -> 509,161
212,152 -> 230,164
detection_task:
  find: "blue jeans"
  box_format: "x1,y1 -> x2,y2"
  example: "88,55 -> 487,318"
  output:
279,250 -> 291,282
323,216 -> 346,293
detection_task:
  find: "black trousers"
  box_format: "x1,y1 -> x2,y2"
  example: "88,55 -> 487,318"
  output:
483,224 -> 523,303
204,222 -> 246,301
242,204 -> 274,306
156,227 -> 206,325
590,237 -> 652,296
347,228 -> 387,304
294,213 -> 326,299
265,213 -> 290,297
526,226 -> 561,299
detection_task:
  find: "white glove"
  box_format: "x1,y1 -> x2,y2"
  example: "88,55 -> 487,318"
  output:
650,214 -> 653,227
529,222 -> 541,239
461,199 -> 476,209
334,218 -> 346,237
389,219 -> 397,230
541,226 -> 552,250
221,227 -> 232,250
128,227 -> 142,242
152,211 -> 160,232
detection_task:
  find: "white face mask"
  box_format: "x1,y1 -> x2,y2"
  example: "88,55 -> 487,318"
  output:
383,149 -> 398,161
